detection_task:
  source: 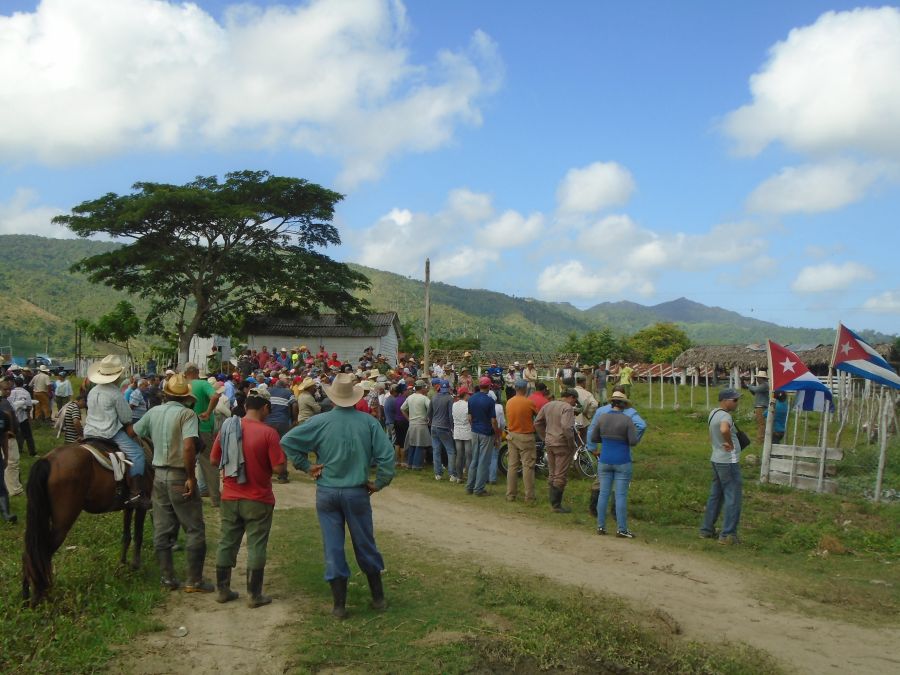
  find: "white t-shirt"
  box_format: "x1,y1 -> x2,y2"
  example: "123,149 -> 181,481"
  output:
452,400 -> 472,440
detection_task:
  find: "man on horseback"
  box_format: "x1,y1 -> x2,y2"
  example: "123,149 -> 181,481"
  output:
133,373 -> 214,593
82,355 -> 150,509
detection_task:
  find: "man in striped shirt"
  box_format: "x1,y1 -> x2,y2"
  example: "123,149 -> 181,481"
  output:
265,377 -> 297,484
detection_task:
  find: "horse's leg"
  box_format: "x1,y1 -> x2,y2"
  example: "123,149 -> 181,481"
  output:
121,508 -> 133,567
131,507 -> 146,570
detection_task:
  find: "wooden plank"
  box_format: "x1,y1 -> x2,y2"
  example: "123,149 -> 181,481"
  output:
768,457 -> 836,477
767,470 -> 838,493
770,444 -> 843,461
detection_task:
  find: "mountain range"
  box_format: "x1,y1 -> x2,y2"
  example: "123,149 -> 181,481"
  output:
0,234 -> 892,357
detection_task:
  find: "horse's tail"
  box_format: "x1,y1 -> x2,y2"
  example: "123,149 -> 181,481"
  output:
23,457 -> 53,602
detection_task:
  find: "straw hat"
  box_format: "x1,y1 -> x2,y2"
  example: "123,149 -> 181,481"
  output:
756,370 -> 768,379
360,379 -> 375,391
162,373 -> 196,403
296,377 -> 316,393
88,355 -> 126,384
611,391 -> 629,403
323,373 -> 365,407
38,364 -> 51,373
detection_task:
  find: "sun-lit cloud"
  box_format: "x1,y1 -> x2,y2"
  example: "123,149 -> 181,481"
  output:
556,161 -> 636,215
862,290 -> 900,314
791,261 -> 875,293
746,160 -> 892,214
723,7 -> 900,159
536,261 -> 654,301
480,211 -> 544,248
0,0 -> 503,188
0,189 -> 68,238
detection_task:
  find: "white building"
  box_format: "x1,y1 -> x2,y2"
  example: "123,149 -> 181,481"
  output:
244,312 -> 403,366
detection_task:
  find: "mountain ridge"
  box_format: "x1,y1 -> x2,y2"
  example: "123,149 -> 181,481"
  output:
0,234 -> 892,356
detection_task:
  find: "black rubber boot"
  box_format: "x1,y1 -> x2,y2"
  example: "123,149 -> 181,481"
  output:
329,577 -> 348,619
246,568 -> 272,608
551,486 -> 571,514
0,495 -> 17,524
215,566 -> 239,603
183,547 -> 214,593
156,549 -> 181,590
367,571 -> 386,610
588,489 -> 599,517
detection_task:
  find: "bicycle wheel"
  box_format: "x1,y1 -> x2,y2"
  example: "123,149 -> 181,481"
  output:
576,448 -> 597,478
498,443 -> 511,475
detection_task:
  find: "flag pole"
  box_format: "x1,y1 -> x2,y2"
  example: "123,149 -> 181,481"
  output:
760,340 -> 776,483
874,387 -> 888,503
816,367 -> 833,493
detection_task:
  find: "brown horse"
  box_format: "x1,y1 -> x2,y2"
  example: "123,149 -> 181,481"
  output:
22,441 -> 153,606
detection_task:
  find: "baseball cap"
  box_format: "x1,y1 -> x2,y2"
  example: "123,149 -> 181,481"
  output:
479,376 -> 492,387
718,388 -> 740,401
514,379 -> 527,389
456,386 -> 469,395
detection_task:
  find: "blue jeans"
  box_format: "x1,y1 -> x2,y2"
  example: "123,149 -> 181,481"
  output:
701,462 -> 743,537
113,428 -> 145,477
315,485 -> 385,581
431,428 -> 456,477
466,433 -> 493,494
407,446 -> 426,469
597,462 -> 632,532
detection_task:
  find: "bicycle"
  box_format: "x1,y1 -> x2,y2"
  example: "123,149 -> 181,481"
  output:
498,425 -> 596,478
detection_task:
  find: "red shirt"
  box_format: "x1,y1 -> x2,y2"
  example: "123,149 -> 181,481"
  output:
355,398 -> 370,413
528,391 -> 550,412
210,417 -> 286,505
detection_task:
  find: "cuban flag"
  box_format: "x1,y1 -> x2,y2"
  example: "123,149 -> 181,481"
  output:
831,323 -> 900,390
767,340 -> 833,412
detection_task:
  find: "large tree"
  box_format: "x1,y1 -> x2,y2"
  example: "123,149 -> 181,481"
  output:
77,300 -> 142,366
627,322 -> 691,364
55,170 -> 371,363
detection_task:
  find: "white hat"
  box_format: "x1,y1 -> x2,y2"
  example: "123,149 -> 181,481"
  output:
88,355 -> 126,384
39,364 -> 51,373
323,373 -> 365,407
757,370 -> 768,379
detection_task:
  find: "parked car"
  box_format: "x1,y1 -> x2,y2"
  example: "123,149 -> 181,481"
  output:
25,355 -> 69,375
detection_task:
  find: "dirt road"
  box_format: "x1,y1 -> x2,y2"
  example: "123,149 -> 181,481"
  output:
120,479 -> 900,674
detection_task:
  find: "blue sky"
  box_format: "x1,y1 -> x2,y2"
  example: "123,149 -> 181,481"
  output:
1,0 -> 898,334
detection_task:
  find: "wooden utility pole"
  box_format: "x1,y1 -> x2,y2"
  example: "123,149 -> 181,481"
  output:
423,258 -> 431,373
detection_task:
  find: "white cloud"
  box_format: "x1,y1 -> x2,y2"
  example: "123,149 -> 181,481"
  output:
746,160 -> 890,213
556,161 -> 635,215
724,7 -> 900,158
0,0 -> 502,187
446,189 -> 494,223
536,261 -> 654,301
791,261 -> 875,293
432,247 -> 498,280
0,189 -> 68,237
480,210 -> 544,248
862,291 -> 900,314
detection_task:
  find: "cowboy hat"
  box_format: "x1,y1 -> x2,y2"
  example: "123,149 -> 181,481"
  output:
756,370 -> 768,378
88,355 -> 126,384
296,377 -> 316,392
38,364 -> 51,373
611,391 -> 629,403
360,379 -> 374,391
368,369 -> 380,380
323,373 -> 365,407
162,373 -> 196,403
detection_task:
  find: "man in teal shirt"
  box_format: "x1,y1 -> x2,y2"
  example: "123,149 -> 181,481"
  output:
281,373 -> 395,619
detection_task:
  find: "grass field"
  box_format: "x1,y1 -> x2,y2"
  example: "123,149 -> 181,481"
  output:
397,381 -> 900,624
0,381 -> 897,673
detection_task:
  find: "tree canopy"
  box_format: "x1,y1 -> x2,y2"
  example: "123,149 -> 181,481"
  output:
54,171 -> 371,361
77,300 -> 141,364
560,328 -> 626,365
627,322 -> 691,363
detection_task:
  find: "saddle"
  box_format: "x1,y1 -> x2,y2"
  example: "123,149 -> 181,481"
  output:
81,437 -> 154,509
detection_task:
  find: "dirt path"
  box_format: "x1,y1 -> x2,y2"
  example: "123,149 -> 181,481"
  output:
270,479 -> 899,675
119,479 -> 900,674
112,535 -> 303,674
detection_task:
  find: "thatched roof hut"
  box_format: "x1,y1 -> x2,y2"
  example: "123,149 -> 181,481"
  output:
673,343 -> 893,372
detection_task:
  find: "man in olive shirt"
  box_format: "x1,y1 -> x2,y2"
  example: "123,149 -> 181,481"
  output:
134,374 -> 213,593
183,363 -> 221,507
281,373 -> 395,619
534,388 -> 578,513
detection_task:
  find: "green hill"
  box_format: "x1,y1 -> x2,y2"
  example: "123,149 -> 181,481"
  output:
0,235 -> 892,358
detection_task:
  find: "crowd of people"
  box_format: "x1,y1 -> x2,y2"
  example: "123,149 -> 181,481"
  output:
0,343 -> 750,616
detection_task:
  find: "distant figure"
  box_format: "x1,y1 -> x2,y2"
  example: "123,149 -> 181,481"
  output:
700,389 -> 743,545
766,391 -> 788,443
617,361 -> 634,398
745,370 -> 769,444
145,357 -> 157,377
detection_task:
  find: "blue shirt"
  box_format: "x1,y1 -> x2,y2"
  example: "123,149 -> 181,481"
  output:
383,395 -> 397,425
586,404 -> 646,452
266,386 -> 295,427
467,391 -> 496,436
764,400 -> 789,433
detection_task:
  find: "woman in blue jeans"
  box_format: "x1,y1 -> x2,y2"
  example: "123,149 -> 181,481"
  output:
589,391 -> 641,538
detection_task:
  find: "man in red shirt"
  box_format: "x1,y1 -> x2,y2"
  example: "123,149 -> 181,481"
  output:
528,382 -> 550,411
210,387 -> 286,608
